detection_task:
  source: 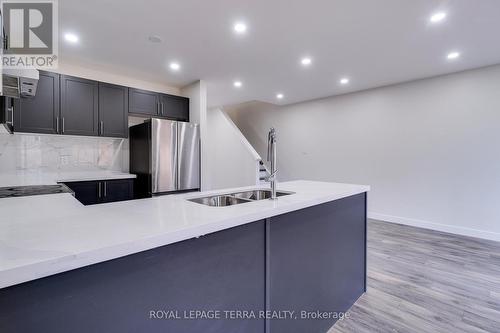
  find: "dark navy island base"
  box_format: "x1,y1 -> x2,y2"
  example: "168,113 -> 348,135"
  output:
0,193 -> 366,333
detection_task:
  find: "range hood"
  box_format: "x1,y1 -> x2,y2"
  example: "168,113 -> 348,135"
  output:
0,69 -> 39,133
1,68 -> 39,99
0,96 -> 13,134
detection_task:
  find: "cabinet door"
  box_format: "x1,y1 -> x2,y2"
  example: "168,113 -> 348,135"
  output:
60,75 -> 99,136
101,179 -> 134,203
0,220 -> 266,333
64,181 -> 100,205
13,71 -> 60,134
128,88 -> 159,117
267,194 -> 367,333
159,94 -> 189,121
98,83 -> 128,138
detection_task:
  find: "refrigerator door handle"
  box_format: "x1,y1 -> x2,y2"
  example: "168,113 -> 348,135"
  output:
172,121 -> 179,190
151,119 -> 159,193
177,122 -> 200,191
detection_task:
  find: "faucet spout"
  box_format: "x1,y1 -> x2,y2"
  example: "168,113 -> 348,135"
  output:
266,127 -> 278,200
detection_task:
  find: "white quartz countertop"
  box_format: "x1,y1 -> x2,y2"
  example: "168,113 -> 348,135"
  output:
0,180 -> 369,289
0,170 -> 136,187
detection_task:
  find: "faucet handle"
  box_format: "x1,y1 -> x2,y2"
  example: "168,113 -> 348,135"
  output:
265,169 -> 278,182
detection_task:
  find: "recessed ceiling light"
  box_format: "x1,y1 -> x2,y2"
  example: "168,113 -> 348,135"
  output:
447,52 -> 460,60
430,12 -> 447,23
233,81 -> 243,88
301,57 -> 312,66
169,62 -> 181,71
234,22 -> 247,34
64,33 -> 79,44
276,93 -> 284,100
148,35 -> 162,43
340,78 -> 350,85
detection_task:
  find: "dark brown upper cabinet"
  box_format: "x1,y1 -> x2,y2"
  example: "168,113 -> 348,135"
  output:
60,75 -> 99,136
98,83 -> 129,138
129,88 -> 189,122
11,72 -> 188,138
159,93 -> 189,121
128,88 -> 159,117
13,71 -> 60,134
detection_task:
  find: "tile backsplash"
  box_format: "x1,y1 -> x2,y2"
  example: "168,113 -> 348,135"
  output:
0,133 -> 128,173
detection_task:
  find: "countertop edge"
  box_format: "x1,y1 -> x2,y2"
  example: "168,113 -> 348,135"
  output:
56,173 -> 137,183
0,186 -> 368,289
0,172 -> 137,188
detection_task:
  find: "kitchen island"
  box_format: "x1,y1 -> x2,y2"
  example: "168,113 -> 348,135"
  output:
0,180 -> 369,333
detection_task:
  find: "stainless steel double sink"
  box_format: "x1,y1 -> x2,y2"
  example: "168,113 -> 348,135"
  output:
188,189 -> 295,207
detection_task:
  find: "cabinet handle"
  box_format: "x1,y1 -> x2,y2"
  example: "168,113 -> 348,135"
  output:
100,121 -> 104,135
104,182 -> 107,197
98,182 -> 102,198
56,117 -> 60,133
7,106 -> 14,126
62,117 -> 65,134
161,103 -> 165,116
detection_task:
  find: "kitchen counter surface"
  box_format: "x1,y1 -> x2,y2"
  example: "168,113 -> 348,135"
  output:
0,170 -> 137,187
0,180 -> 369,289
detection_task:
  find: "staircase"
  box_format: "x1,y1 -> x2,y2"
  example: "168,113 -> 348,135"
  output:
214,108 -> 265,187
258,160 -> 270,185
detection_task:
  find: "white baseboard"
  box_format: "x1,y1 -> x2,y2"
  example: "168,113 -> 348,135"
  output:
368,212 -> 500,242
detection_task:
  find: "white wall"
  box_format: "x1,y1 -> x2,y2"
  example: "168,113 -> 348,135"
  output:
206,108 -> 260,190
227,64 -> 500,241
181,81 -> 209,190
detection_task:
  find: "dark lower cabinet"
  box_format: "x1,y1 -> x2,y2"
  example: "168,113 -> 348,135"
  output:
101,179 -> 134,203
13,71 -> 60,134
64,179 -> 134,205
65,180 -> 101,205
60,75 -> 99,136
0,194 -> 367,333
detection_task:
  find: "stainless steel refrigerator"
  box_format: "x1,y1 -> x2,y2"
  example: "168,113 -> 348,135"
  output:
129,118 -> 200,197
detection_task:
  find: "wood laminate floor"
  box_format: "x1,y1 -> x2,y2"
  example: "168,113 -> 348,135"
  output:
330,220 -> 500,333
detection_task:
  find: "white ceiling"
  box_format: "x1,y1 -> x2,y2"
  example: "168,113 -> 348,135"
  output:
59,0 -> 500,107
